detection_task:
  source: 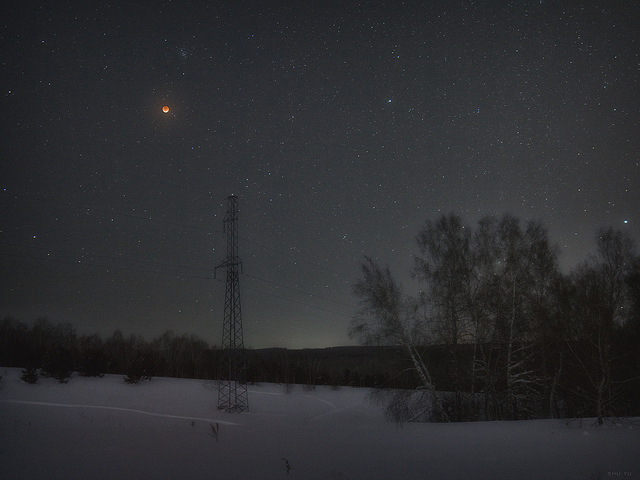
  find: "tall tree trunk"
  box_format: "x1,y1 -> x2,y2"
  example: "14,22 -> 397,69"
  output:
549,356 -> 562,419
506,276 -> 517,420
406,343 -> 449,422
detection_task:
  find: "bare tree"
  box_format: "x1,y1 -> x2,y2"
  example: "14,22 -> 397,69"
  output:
350,257 -> 449,422
464,214 -> 559,419
567,228 -> 637,424
414,213 -> 476,420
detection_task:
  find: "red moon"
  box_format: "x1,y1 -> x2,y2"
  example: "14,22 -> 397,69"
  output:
162,105 -> 170,113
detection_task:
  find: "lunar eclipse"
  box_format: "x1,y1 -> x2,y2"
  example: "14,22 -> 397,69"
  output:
1,1 -> 639,350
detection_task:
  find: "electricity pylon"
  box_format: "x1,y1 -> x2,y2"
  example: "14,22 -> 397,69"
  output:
214,195 -> 248,412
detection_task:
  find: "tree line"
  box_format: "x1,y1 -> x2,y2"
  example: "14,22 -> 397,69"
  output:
351,213 -> 640,424
0,320 -> 212,383
2,212 -> 639,424
0,318 -> 415,389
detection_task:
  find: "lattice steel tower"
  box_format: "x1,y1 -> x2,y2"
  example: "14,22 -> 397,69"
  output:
214,195 -> 248,412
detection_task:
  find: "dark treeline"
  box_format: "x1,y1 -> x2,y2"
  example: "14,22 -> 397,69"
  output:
0,320 -> 214,383
0,317 -> 415,388
351,213 -> 640,424
2,215 -> 640,424
1,309 -> 639,423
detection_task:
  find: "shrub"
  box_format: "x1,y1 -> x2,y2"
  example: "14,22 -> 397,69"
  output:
41,348 -> 75,383
78,350 -> 107,377
21,367 -> 39,384
45,354 -> 74,383
208,422 -> 219,441
124,352 -> 153,384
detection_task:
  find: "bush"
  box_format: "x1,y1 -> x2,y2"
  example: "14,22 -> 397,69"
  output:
41,348 -> 74,383
21,367 -> 39,384
124,352 -> 153,384
78,350 -> 107,377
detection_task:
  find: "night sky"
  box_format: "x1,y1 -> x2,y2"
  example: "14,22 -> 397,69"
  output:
2,2 -> 639,349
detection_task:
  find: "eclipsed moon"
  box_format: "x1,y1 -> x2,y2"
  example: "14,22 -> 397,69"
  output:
162,105 -> 170,113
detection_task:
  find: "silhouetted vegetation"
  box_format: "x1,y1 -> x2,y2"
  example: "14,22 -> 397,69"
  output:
352,214 -> 640,423
1,215 -> 639,423
0,318 -> 407,388
20,367 -> 38,384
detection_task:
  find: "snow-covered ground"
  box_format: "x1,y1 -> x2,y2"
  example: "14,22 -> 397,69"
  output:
1,367 -> 638,480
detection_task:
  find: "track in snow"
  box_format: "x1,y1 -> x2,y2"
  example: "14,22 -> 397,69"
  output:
0,399 -> 240,425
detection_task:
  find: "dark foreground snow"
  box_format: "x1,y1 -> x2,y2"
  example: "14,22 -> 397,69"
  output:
1,367 -> 638,479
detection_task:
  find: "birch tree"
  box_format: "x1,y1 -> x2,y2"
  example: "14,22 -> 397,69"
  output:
350,257 -> 449,422
568,228 -> 637,424
414,213 -> 476,419
471,214 -> 559,419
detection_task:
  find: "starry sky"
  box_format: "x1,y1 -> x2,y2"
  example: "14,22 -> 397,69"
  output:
1,1 -> 639,349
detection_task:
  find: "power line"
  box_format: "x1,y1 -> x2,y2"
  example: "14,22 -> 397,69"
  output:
3,187 -> 363,288
1,240 -> 353,305
0,249 -> 216,281
0,244 -> 359,317
243,273 -> 358,311
2,187 -> 389,311
0,241 -> 214,274
239,235 -> 363,285
239,283 -> 353,320
1,190 -> 220,234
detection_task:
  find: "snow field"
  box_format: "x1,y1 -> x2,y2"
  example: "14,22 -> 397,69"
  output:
1,367 -> 639,479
